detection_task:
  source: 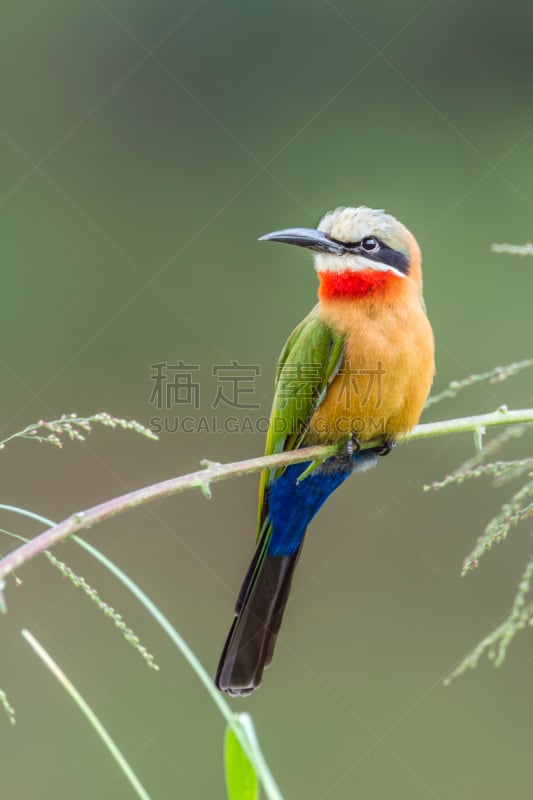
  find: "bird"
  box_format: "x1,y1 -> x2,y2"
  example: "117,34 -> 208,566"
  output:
215,205 -> 435,696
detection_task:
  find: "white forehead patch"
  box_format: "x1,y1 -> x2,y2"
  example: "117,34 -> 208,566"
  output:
314,206 -> 410,277
318,206 -> 409,255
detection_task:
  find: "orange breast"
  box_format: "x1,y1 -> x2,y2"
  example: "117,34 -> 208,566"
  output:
307,293 -> 434,445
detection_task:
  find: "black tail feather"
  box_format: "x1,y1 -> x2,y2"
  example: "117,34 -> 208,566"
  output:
215,546 -> 302,696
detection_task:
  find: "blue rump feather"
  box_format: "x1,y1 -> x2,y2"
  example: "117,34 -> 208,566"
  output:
267,450 -> 378,556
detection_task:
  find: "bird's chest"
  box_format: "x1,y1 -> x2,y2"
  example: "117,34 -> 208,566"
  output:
308,301 -> 434,444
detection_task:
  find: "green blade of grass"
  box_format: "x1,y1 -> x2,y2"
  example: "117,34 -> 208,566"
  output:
1,504 -> 284,800
225,720 -> 259,800
21,629 -> 152,800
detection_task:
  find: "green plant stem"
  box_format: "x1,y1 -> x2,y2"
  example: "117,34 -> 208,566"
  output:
0,406 -> 531,585
236,713 -> 283,800
4,505 -> 283,800
21,629 -> 153,800
74,536 -> 284,800
491,242 -> 533,256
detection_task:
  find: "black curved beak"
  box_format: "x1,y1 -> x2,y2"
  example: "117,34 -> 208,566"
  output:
258,227 -> 345,255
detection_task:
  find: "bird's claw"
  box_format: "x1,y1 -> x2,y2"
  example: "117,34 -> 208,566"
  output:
346,435 -> 361,457
374,438 -> 395,457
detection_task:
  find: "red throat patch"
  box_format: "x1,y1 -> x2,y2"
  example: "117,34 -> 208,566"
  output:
318,269 -> 403,299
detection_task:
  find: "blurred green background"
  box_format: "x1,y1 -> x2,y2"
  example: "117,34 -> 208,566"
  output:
1,1 -> 532,798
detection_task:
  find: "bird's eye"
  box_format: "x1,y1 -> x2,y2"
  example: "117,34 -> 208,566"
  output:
361,237 -> 379,252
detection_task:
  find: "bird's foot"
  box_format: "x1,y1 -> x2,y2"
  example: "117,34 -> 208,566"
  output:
374,438 -> 395,457
330,435 -> 361,469
346,435 -> 361,457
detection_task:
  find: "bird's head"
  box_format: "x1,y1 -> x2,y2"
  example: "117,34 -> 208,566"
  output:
259,206 -> 422,300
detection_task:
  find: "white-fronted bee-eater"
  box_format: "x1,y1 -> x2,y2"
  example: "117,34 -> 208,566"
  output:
216,206 -> 435,696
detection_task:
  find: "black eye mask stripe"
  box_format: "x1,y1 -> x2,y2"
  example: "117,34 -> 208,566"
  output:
327,236 -> 410,275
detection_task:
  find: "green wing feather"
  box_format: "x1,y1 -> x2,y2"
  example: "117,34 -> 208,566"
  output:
256,305 -> 346,536
215,307 -> 346,694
